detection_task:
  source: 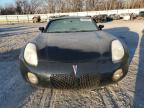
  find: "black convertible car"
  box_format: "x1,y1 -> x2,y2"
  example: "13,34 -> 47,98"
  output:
20,16 -> 129,89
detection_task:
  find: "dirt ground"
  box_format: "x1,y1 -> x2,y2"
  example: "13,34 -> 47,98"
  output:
0,20 -> 144,108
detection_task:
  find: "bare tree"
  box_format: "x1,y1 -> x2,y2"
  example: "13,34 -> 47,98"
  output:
16,0 -> 22,14
15,0 -> 31,14
30,0 -> 45,14
47,0 -> 55,13
0,4 -> 16,15
1,0 -> 144,15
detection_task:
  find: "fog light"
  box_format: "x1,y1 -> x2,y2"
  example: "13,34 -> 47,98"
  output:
27,72 -> 38,84
112,69 -> 123,81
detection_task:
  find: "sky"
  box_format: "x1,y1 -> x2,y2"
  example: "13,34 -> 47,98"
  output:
0,0 -> 15,7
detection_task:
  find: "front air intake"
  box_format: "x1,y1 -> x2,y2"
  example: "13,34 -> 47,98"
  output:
50,74 -> 100,89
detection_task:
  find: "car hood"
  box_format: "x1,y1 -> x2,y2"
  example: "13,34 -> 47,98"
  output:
34,31 -> 116,62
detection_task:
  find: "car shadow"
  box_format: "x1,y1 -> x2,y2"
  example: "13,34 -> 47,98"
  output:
0,47 -> 36,108
0,48 -> 20,61
103,27 -> 139,64
133,31 -> 144,107
0,24 -> 42,37
0,26 -> 34,33
0,30 -> 39,37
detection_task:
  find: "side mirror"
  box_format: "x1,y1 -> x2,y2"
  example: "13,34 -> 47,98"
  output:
98,25 -> 104,30
39,27 -> 44,32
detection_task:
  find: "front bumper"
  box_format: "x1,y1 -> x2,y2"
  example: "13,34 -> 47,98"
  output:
20,57 -> 129,89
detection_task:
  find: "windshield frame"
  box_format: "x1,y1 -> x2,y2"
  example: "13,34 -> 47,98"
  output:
44,17 -> 98,33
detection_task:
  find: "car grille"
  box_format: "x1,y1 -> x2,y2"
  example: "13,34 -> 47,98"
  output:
50,74 -> 100,89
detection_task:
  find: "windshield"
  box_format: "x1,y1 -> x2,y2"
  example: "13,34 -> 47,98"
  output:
46,18 -> 98,33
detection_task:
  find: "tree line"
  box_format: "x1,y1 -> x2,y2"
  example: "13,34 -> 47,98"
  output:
0,0 -> 144,15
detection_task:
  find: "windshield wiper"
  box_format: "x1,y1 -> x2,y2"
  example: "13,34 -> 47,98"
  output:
46,30 -> 97,33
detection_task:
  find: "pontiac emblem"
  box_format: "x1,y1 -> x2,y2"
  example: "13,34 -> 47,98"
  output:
72,65 -> 77,75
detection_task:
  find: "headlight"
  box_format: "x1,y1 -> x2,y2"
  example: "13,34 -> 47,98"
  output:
111,40 -> 124,62
27,72 -> 38,84
112,69 -> 123,81
24,43 -> 38,66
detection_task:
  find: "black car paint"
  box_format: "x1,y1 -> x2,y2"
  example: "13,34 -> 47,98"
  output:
19,17 -> 129,89
36,31 -> 114,62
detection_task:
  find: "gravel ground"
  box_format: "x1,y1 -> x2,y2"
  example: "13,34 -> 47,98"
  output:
0,20 -> 144,108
